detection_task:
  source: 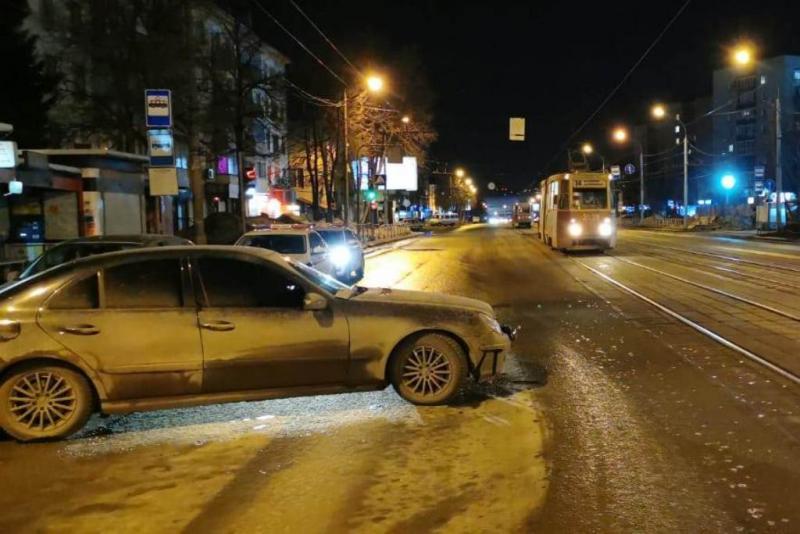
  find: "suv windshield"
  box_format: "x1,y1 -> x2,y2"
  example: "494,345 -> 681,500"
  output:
316,229 -> 345,245
239,234 -> 307,254
572,188 -> 608,209
289,259 -> 351,293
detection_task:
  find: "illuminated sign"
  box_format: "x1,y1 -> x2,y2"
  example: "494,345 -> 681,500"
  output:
0,141 -> 18,168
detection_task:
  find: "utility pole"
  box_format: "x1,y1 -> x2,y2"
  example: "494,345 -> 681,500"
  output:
683,132 -> 689,229
342,87 -> 350,225
775,89 -> 784,229
639,149 -> 645,223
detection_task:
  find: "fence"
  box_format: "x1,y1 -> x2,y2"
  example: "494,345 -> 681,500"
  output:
353,223 -> 413,245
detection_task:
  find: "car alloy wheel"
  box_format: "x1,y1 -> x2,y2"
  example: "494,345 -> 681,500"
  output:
0,365 -> 93,442
390,333 -> 466,405
402,346 -> 452,397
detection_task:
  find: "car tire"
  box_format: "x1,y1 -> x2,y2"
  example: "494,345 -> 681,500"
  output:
0,364 -> 94,442
390,333 -> 467,405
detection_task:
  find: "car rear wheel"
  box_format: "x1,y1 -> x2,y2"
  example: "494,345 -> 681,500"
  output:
390,334 -> 467,405
0,365 -> 93,442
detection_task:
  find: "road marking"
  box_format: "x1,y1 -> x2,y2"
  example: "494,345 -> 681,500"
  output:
574,259 -> 800,387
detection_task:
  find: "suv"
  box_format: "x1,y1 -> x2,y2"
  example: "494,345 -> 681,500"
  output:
236,226 -> 334,277
316,226 -> 365,282
18,234 -> 192,280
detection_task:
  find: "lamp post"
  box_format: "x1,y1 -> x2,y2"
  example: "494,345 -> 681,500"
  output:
611,126 -> 646,223
652,104 -> 690,228
343,73 -> 385,226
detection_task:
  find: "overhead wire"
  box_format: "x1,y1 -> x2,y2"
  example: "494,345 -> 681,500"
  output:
287,0 -> 361,77
538,0 -> 694,177
250,0 -> 346,85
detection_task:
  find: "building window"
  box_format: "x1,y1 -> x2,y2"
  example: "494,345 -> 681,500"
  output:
760,75 -> 766,85
794,69 -> 800,84
728,144 -> 734,153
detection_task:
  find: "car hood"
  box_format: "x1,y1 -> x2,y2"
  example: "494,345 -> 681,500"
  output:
349,287 -> 494,315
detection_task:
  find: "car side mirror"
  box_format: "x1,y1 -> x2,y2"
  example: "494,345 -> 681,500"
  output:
303,292 -> 328,311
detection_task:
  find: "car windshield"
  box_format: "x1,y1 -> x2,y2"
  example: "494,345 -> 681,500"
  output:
572,188 -> 608,209
239,234 -> 307,254
316,229 -> 345,245
289,259 -> 352,294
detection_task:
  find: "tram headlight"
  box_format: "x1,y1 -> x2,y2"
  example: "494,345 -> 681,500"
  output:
567,219 -> 583,237
598,217 -> 613,237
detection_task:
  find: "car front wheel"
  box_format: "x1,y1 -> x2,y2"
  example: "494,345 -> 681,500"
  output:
0,364 -> 94,442
390,333 -> 467,405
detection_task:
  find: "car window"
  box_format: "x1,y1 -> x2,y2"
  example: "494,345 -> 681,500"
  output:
48,273 -> 100,310
345,230 -> 359,244
196,256 -> 305,308
78,243 -> 133,258
239,234 -> 306,254
317,229 -> 344,245
309,232 -> 325,253
104,259 -> 183,308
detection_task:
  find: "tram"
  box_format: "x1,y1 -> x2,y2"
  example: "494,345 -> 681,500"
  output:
539,172 -> 616,251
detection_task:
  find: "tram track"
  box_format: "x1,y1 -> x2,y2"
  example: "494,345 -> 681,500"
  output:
572,255 -> 800,387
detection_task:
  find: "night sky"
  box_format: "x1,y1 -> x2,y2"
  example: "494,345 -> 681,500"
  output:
262,0 -> 800,191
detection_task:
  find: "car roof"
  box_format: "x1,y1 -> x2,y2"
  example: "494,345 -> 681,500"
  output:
52,234 -> 193,246
242,228 -> 313,236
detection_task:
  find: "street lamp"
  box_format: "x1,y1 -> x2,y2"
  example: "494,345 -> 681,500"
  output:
721,173 -> 736,190
455,168 -> 465,178
366,74 -> 384,93
612,127 -> 628,143
465,177 -> 473,186
732,45 -> 754,67
652,105 -> 690,228
651,104 -> 666,120
611,125 -> 646,223
401,115 -> 411,124
581,143 -> 594,155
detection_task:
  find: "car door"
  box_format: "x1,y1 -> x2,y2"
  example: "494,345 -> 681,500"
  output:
308,231 -> 332,274
192,253 -> 349,393
37,257 -> 204,400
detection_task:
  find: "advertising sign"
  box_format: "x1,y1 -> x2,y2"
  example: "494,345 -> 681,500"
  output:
147,129 -> 175,167
148,167 -> 178,196
145,89 -> 172,128
0,141 -> 18,168
509,117 -> 525,141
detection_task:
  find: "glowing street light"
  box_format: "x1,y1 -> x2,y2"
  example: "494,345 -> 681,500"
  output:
732,45 -> 753,67
465,177 -> 473,186
651,104 -> 667,120
455,168 -> 465,178
366,74 -> 384,93
581,143 -> 594,155
401,115 -> 411,124
612,127 -> 629,143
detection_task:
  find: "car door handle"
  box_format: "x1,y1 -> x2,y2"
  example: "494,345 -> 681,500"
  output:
199,320 -> 235,332
61,324 -> 100,336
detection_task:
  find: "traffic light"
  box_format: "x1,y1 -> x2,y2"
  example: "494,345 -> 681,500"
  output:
365,189 -> 378,201
245,167 -> 257,180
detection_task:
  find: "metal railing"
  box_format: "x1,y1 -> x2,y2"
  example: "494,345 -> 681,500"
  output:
353,223 -> 413,244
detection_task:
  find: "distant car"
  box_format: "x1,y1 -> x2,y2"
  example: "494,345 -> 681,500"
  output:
0,246 -> 514,441
17,234 -> 193,280
315,226 -> 365,282
428,214 -> 458,227
235,226 -> 334,277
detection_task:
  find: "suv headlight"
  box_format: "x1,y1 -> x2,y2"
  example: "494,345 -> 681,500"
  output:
567,220 -> 583,237
329,246 -> 351,267
479,313 -> 503,335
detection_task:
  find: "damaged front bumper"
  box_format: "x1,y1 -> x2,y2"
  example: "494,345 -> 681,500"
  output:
474,323 -> 516,381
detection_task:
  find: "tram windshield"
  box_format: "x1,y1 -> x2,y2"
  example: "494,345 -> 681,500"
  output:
572,188 -> 608,209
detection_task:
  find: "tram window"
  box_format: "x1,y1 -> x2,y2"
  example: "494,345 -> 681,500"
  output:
572,188 -> 608,209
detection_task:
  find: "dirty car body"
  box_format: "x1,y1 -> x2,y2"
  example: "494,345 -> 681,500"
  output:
0,246 -> 511,441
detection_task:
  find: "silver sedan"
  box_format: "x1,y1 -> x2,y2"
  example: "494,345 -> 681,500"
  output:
0,246 -> 513,441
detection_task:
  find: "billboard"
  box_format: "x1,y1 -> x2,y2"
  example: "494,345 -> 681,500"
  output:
354,156 -> 418,191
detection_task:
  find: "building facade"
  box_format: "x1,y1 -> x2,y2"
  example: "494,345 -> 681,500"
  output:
712,55 -> 800,203
22,0 -> 290,237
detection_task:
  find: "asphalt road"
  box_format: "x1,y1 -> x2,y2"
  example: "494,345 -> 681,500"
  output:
1,225 -> 799,533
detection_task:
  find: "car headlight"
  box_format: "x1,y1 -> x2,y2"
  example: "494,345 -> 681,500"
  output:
567,220 -> 583,237
329,246 -> 351,267
479,313 -> 503,335
598,217 -> 613,237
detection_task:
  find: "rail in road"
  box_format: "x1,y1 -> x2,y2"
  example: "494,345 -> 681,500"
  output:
571,236 -> 800,387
